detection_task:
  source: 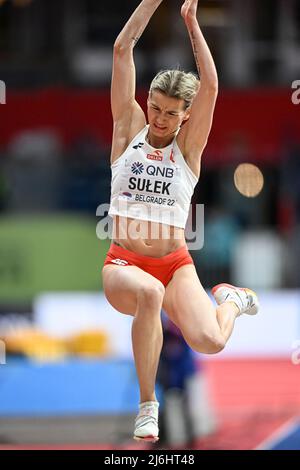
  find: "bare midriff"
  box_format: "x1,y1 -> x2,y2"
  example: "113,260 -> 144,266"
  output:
112,215 -> 186,258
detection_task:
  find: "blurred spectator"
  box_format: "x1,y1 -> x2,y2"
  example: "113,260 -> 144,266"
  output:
0,165 -> 8,211
61,133 -> 110,213
158,313 -> 216,447
193,206 -> 241,287
278,137 -> 300,287
279,142 -> 300,231
4,130 -> 63,212
286,225 -> 300,288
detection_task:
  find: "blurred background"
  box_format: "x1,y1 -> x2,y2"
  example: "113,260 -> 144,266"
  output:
0,0 -> 300,450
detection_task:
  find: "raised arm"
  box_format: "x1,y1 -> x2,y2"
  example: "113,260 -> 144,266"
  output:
179,0 -> 218,163
111,0 -> 163,121
110,0 -> 163,163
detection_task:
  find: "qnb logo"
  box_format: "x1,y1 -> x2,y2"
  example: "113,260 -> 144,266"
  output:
0,340 -> 6,365
131,162 -> 144,175
0,80 -> 6,104
291,340 -> 300,365
291,80 -> 300,105
146,165 -> 174,178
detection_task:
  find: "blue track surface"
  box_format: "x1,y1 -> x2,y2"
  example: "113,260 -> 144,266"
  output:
269,423 -> 300,450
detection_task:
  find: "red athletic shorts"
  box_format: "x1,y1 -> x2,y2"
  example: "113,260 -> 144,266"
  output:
103,243 -> 194,287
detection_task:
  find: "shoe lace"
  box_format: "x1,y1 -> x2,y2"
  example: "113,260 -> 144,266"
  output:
135,404 -> 158,424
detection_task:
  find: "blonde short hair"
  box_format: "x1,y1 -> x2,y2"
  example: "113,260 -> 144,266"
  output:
149,70 -> 200,109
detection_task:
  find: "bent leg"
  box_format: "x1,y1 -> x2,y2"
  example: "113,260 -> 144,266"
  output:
102,265 -> 165,402
163,265 -> 238,354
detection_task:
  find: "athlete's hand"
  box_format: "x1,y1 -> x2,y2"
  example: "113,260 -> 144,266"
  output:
181,0 -> 199,22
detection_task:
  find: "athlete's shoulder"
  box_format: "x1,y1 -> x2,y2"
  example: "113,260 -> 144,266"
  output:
111,123 -> 147,165
111,102 -> 146,164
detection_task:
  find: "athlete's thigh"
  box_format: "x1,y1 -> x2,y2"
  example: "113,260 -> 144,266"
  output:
102,264 -> 164,316
163,264 -> 219,338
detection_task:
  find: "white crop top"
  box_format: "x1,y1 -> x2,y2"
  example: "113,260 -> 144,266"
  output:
108,125 -> 198,228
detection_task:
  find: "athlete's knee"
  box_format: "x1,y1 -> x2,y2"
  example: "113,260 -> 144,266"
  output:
137,282 -> 165,309
188,331 -> 226,354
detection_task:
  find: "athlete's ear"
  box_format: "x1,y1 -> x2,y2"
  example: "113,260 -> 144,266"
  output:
183,110 -> 191,122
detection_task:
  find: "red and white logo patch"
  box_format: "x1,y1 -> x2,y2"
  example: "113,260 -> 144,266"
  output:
111,258 -> 129,266
146,150 -> 163,161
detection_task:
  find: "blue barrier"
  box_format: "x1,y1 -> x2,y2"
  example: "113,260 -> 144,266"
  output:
0,358 -> 141,416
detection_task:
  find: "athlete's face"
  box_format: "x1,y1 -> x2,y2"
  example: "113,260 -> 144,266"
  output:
147,91 -> 190,138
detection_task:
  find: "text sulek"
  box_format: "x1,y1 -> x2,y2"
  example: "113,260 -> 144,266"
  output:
128,177 -> 171,195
